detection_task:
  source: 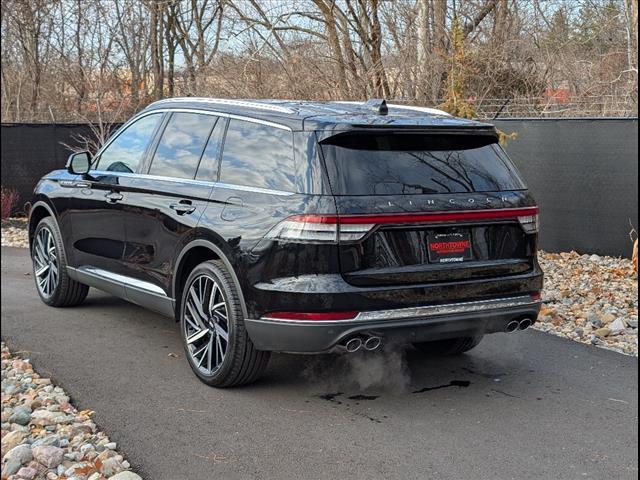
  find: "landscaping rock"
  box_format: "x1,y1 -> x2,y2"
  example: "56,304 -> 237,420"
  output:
537,251 -> 638,356
32,446 -> 65,468
1,342 -> 139,480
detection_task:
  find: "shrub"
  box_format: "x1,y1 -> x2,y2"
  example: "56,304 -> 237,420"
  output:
0,187 -> 19,220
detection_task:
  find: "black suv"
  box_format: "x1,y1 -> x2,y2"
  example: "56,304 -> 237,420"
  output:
29,98 -> 543,387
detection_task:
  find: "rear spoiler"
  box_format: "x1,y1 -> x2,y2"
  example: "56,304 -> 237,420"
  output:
315,126 -> 499,143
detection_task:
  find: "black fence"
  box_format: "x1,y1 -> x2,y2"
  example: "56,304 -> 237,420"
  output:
494,118 -> 638,257
1,118 -> 638,257
1,123 -> 102,210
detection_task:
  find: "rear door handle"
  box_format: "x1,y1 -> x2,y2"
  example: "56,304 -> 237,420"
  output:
105,191 -> 123,203
170,201 -> 196,215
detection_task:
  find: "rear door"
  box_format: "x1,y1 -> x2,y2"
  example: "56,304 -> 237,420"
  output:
119,111 -> 223,303
319,130 -> 539,287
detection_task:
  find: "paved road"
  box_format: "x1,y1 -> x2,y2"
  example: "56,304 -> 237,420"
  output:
1,247 -> 638,480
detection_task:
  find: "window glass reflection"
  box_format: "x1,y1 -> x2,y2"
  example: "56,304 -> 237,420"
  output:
220,120 -> 295,191
97,113 -> 163,173
149,113 -> 217,179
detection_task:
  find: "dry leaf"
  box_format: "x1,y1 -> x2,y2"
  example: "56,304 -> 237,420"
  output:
167,352 -> 179,358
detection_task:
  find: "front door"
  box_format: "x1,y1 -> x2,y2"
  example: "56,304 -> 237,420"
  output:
61,112 -> 165,292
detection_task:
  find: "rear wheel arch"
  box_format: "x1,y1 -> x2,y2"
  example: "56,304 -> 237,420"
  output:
173,239 -> 248,320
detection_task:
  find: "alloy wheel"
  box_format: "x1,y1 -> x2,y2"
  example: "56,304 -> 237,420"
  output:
183,274 -> 230,375
32,226 -> 59,298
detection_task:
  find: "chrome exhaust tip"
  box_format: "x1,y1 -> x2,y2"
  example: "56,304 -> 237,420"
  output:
344,337 -> 363,353
505,321 -> 519,333
518,318 -> 532,330
363,336 -> 382,351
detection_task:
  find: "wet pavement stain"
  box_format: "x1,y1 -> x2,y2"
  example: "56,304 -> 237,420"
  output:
412,380 -> 471,394
348,394 -> 379,401
461,367 -> 507,379
318,392 -> 344,404
491,389 -> 520,398
317,393 -> 383,423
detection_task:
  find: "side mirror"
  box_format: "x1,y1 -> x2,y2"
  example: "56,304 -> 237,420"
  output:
66,151 -> 91,175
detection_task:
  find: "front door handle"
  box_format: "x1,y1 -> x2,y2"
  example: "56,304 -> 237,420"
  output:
170,201 -> 196,215
105,191 -> 123,203
60,180 -> 92,189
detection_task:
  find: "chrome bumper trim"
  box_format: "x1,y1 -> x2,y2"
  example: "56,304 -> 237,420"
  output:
260,295 -> 540,325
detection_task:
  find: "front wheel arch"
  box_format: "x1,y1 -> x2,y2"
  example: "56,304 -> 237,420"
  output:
28,200 -> 57,250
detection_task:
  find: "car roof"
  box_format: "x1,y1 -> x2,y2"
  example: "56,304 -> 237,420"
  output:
142,97 -> 495,133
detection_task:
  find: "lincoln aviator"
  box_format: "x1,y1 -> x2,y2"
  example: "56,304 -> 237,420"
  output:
28,98 -> 543,387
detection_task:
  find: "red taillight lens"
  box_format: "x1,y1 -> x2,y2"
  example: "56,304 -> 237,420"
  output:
530,292 -> 542,301
264,311 -> 359,321
267,207 -> 539,243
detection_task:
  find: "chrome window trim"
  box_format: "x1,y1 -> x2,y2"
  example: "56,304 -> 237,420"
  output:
213,182 -> 296,196
260,295 -> 541,325
86,170 -> 296,196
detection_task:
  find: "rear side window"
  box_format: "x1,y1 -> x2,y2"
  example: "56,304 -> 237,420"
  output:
148,112 -> 217,179
195,118 -> 226,181
96,113 -> 163,173
219,119 -> 295,191
320,133 -> 526,195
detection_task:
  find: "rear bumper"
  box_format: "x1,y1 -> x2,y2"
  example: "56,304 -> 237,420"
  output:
245,294 -> 541,352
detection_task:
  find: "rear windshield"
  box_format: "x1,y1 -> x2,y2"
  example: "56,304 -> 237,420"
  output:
320,132 -> 526,195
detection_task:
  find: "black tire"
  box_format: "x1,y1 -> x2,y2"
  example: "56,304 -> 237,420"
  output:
179,260 -> 270,387
31,216 -> 89,307
413,335 -> 484,356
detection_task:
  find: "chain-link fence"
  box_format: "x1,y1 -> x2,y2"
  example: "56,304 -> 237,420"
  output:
2,93 -> 638,124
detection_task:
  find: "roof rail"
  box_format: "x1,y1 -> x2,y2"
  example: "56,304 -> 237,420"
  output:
387,103 -> 452,116
331,101 -> 451,117
149,97 -> 296,114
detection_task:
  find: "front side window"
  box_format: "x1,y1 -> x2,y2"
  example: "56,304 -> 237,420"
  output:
148,112 -> 217,179
96,113 -> 163,173
219,119 -> 295,191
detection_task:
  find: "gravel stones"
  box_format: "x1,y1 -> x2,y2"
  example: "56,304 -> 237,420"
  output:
1,342 -> 138,480
8,407 -> 31,426
107,472 -> 143,480
537,251 -> 638,356
1,218 -> 28,248
32,446 -> 64,468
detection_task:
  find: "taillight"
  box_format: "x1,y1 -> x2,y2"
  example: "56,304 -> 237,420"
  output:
267,207 -> 539,243
266,215 -> 374,243
517,210 -> 539,234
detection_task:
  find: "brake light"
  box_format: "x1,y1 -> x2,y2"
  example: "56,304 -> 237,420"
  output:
267,207 -> 539,243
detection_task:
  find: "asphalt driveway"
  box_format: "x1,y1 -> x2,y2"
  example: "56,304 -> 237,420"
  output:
1,247 -> 638,480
